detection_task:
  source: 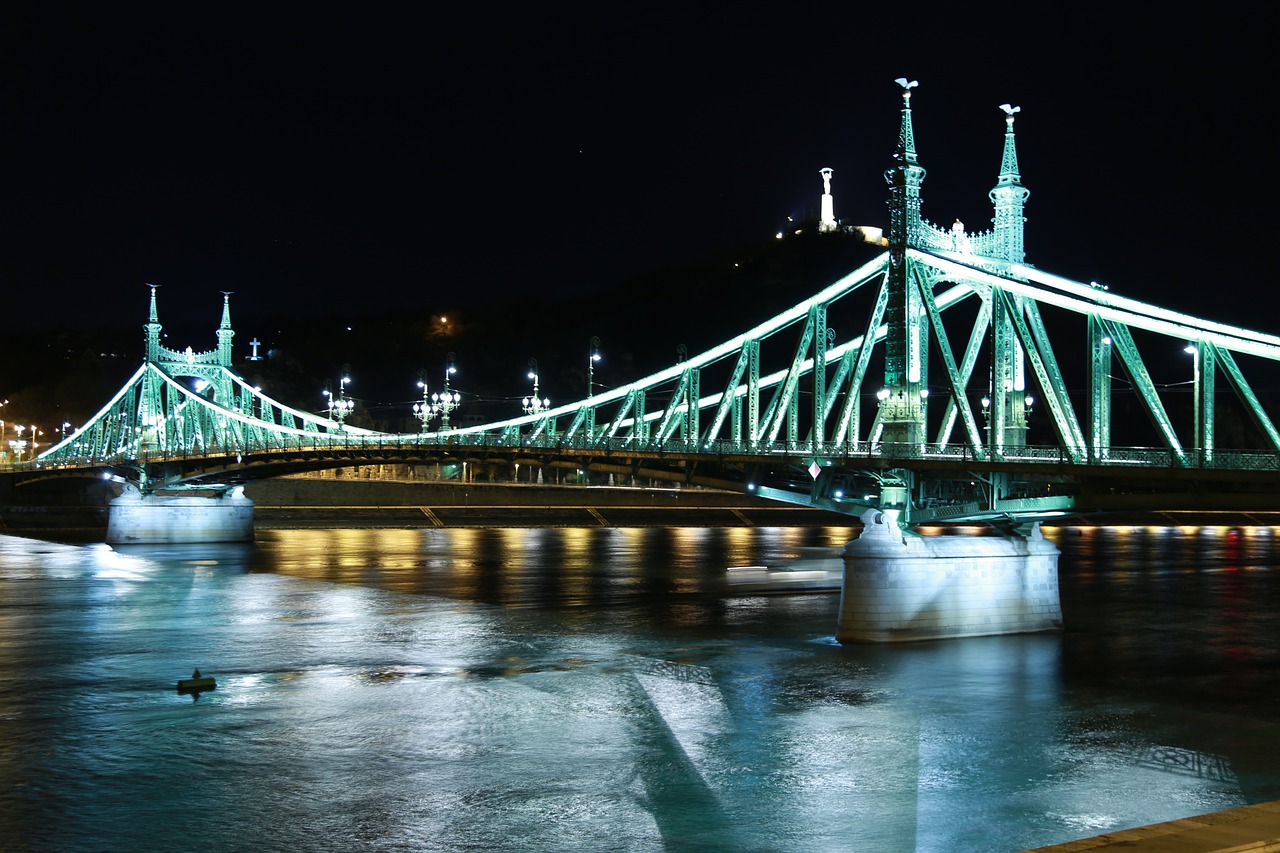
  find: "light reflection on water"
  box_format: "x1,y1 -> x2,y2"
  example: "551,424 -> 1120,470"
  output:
0,524 -> 1278,852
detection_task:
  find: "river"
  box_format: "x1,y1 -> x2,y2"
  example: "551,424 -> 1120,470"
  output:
1,523 -> 1278,852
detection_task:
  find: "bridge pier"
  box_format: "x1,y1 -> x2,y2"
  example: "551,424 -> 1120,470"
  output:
106,485 -> 254,545
837,509 -> 1061,643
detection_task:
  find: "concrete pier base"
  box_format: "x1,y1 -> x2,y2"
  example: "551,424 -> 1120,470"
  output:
837,509 -> 1061,644
106,486 -> 255,544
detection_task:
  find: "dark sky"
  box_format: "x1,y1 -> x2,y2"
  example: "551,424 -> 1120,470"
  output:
2,6 -> 1273,337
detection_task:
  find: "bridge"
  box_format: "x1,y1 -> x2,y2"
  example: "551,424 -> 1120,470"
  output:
5,80 -> 1279,641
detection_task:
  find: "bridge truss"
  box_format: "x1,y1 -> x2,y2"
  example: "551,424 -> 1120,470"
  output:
20,82 -> 1280,526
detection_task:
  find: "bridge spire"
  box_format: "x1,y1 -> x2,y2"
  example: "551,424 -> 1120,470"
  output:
990,104 -> 1030,262
217,292 -> 235,367
884,77 -> 926,247
145,284 -> 163,363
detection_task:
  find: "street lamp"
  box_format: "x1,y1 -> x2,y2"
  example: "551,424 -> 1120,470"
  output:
412,369 -> 435,432
1186,342 -> 1204,454
323,364 -> 355,430
523,358 -> 550,415
431,352 -> 461,430
11,424 -> 29,461
588,336 -> 601,397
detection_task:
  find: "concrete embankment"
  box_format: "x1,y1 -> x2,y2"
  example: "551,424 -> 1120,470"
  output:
244,478 -> 856,530
8,473 -> 1280,540
0,477 -> 857,539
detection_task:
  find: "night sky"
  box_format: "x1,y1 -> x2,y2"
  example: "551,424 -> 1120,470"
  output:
2,7 -> 1273,339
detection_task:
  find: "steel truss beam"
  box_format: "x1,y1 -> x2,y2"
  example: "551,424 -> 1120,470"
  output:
22,248 -> 1280,522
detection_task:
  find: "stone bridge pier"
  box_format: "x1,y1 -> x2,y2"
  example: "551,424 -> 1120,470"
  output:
837,509 -> 1062,643
106,485 -> 255,545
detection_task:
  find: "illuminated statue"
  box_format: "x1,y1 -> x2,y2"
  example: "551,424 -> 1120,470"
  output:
819,167 -> 836,232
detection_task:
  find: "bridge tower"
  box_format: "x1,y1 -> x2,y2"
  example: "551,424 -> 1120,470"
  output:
144,285 -> 238,406
106,286 -> 255,543
880,78 -> 929,451
986,104 -> 1033,451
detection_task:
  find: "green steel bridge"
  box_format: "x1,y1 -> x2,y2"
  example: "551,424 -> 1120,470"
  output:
8,81 -> 1280,528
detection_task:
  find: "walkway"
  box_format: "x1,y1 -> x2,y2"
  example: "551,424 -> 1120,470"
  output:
1019,801 -> 1280,852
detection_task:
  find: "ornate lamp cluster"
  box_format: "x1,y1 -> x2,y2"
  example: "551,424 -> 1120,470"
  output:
323,365 -> 355,430
410,354 -> 462,432
523,358 -> 550,415
429,352 -> 462,431
6,421 -> 41,462
412,369 -> 433,432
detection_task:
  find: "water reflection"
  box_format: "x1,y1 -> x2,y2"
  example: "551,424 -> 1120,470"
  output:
255,526 -> 855,610
1,525 -> 1279,851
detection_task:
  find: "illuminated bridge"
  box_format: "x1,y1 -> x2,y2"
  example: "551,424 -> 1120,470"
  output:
8,80 -> 1280,533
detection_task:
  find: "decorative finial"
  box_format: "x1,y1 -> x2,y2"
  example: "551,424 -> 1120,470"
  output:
894,78 -> 918,90
999,104 -> 1021,124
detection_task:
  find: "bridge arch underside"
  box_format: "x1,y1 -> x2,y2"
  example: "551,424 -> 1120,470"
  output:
17,444 -> 1280,527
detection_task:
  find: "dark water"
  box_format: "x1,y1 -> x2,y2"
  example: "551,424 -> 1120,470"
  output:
1,524 -> 1278,853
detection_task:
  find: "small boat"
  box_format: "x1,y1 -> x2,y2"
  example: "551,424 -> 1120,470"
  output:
176,668 -> 217,693
725,553 -> 844,594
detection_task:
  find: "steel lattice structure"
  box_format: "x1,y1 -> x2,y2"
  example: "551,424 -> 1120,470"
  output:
19,81 -> 1280,526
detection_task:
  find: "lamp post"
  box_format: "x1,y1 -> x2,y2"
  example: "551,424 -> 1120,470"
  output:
586,337 -> 602,440
412,369 -> 434,432
431,352 -> 461,431
1186,341 -> 1208,458
323,364 -> 355,430
523,358 -> 550,415
588,336 -> 601,397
